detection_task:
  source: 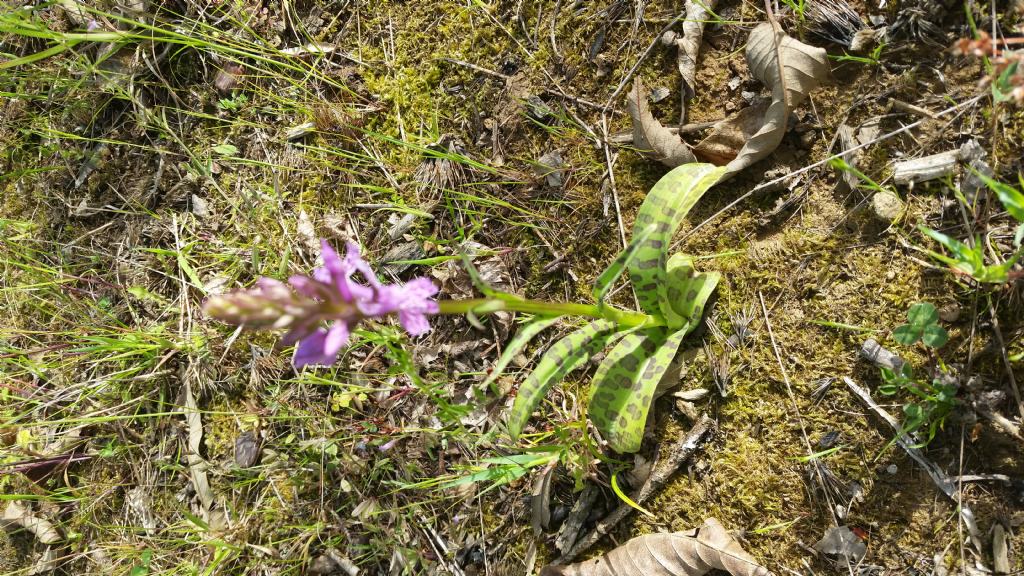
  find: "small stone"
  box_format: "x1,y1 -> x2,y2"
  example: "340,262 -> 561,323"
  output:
938,304 -> 960,323
819,430 -> 841,449
725,101 -> 736,112
871,190 -> 904,222
536,150 -> 565,188
308,555 -> 338,575
727,76 -> 742,91
525,95 -> 553,121
234,431 -> 262,468
191,194 -> 210,219
886,464 -> 898,475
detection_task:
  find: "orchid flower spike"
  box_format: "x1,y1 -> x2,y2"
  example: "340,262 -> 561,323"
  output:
204,240 -> 439,368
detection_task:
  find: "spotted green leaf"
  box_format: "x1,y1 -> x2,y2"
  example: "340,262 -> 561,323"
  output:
660,252 -> 720,331
627,164 -> 726,317
507,320 -> 622,440
592,224 -> 657,304
588,326 -> 689,453
480,315 -> 562,392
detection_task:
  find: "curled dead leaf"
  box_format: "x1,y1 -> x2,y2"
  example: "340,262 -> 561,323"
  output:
2,501 -> 62,545
542,518 -> 771,576
693,101 -> 769,165
628,80 -> 696,168
719,23 -> 829,179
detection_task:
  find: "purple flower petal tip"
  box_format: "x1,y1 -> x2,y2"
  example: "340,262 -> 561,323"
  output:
210,239 -> 439,368
293,329 -> 341,368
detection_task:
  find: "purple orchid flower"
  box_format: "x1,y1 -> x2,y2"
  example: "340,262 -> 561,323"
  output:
204,240 -> 439,368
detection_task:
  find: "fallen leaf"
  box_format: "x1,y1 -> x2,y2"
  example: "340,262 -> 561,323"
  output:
993,523 -> 1010,575
628,80 -> 696,168
541,518 -> 771,576
531,464 -> 554,536
234,430 -> 262,468
673,0 -> 720,102
720,23 -> 829,179
693,101 -> 769,164
296,209 -> 319,255
2,501 -> 62,545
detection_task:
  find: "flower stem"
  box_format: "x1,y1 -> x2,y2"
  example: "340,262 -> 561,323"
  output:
436,296 -> 662,328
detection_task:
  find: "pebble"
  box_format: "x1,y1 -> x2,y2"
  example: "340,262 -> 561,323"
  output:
938,304 -> 961,323
886,464 -> 898,475
871,190 -> 904,222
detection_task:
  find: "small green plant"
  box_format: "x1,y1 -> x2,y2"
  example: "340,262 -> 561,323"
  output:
781,0 -> 807,24
878,302 -> 955,443
493,164 -> 726,453
919,172 -> 1024,283
206,163 -> 727,455
217,92 -> 249,112
878,364 -> 957,444
830,43 -> 885,66
892,302 -> 948,348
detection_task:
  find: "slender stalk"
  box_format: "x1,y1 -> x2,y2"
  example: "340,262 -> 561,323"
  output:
436,297 -> 662,328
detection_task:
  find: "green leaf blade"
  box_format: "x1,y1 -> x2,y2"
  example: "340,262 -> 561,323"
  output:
978,173 -> 1024,222
892,324 -> 921,345
507,320 -> 621,440
589,326 -> 689,453
592,224 -> 656,303
661,252 -> 720,331
627,164 -> 726,316
906,302 -> 938,327
921,324 -> 948,348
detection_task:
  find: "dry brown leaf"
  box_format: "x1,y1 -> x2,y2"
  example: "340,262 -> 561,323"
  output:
719,23 -> 829,179
675,0 -> 720,103
541,518 -> 772,576
692,101 -> 769,165
2,501 -> 62,545
628,80 -> 696,168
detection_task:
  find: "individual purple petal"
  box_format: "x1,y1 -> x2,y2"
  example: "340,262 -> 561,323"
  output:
288,274 -> 322,298
398,309 -> 431,336
323,322 -> 350,356
390,277 -> 439,336
293,329 -> 340,368
344,241 -> 380,287
318,240 -> 352,300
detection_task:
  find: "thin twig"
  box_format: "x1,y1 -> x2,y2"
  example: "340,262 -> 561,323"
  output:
843,376 -> 985,555
603,7 -> 691,110
987,296 -> 1023,419
599,113 -> 639,310
441,58 -> 606,110
554,414 -> 716,564
758,292 -> 838,525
